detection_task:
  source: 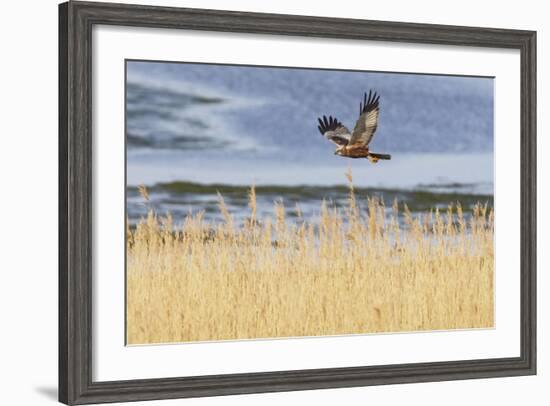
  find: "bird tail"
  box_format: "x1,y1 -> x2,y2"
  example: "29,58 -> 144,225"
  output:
368,152 -> 391,160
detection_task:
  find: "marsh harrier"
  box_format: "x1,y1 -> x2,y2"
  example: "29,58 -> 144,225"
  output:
317,90 -> 391,162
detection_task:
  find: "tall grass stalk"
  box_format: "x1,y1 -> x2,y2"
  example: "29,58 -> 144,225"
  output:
127,181 -> 494,344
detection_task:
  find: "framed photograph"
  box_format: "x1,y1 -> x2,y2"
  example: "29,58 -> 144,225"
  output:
59,1 -> 536,404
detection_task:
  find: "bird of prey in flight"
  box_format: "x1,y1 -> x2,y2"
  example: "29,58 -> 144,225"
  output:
317,90 -> 391,163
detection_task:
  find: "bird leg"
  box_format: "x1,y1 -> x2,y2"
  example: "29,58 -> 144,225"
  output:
367,155 -> 379,163
368,152 -> 392,161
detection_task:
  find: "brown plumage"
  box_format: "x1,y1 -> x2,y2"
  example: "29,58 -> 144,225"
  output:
317,90 -> 391,162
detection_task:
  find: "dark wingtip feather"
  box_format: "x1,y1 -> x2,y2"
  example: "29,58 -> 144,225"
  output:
360,89 -> 380,114
317,114 -> 343,135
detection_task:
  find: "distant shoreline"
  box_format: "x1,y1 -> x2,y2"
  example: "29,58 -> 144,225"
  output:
128,180 -> 493,199
127,152 -> 494,196
126,180 -> 493,225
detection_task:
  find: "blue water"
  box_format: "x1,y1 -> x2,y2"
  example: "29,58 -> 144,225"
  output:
126,60 -> 494,224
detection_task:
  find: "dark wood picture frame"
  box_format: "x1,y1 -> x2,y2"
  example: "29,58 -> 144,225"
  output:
59,1 -> 537,404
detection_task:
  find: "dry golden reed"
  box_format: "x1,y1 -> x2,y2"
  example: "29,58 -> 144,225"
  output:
127,180 -> 494,345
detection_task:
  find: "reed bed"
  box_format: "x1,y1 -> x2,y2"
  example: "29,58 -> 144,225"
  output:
127,172 -> 494,344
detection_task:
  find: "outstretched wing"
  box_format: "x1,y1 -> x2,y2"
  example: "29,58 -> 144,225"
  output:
349,90 -> 380,146
317,115 -> 351,146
